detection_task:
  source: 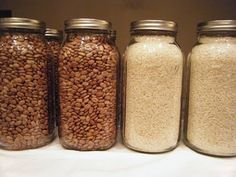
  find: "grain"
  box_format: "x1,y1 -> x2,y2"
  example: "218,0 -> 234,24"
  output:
0,32 -> 55,150
123,35 -> 183,152
187,36 -> 236,155
58,34 -> 118,150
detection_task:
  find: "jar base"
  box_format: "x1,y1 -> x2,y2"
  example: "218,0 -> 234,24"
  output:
59,138 -> 116,151
0,132 -> 56,151
123,139 -> 179,154
184,139 -> 236,157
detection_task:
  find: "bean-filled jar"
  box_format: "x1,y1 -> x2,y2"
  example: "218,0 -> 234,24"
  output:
45,28 -> 63,125
0,17 -> 55,150
185,20 -> 236,157
109,30 -> 122,129
109,30 -> 117,44
58,18 -> 119,150
45,28 -> 63,57
123,20 -> 183,153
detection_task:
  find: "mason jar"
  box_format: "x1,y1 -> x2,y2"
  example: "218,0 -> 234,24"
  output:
108,30 -> 122,132
184,20 -> 236,157
45,28 -> 63,125
45,28 -> 63,57
123,20 -> 183,153
109,30 -> 116,44
58,18 -> 119,150
0,17 -> 55,150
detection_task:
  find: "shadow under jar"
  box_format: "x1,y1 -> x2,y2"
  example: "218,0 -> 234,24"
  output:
184,20 -> 236,157
123,20 -> 183,153
0,17 -> 55,150
45,28 -> 63,126
58,18 -> 119,151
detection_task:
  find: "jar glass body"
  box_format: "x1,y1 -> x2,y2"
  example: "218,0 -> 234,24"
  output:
184,31 -> 236,157
58,30 -> 118,150
45,36 -> 62,126
123,31 -> 183,153
0,29 -> 55,150
108,35 -> 122,135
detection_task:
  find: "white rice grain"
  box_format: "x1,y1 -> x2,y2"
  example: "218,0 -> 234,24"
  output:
123,35 -> 183,152
187,36 -> 236,156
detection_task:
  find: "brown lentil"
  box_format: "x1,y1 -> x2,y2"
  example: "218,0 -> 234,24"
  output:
58,30 -> 118,150
0,18 -> 55,150
45,28 -> 63,126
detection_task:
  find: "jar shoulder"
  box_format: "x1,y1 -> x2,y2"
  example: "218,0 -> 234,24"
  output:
189,42 -> 236,60
60,38 -> 119,57
0,32 -> 48,55
124,41 -> 183,60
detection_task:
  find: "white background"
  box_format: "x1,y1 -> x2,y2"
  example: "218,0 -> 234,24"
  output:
0,138 -> 235,177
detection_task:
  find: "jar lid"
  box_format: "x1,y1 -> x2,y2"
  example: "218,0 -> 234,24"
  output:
197,20 -> 236,32
130,20 -> 178,32
45,28 -> 63,38
110,29 -> 116,38
65,18 -> 112,31
0,17 -> 46,32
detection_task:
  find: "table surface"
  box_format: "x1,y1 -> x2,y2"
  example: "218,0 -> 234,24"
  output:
0,136 -> 236,177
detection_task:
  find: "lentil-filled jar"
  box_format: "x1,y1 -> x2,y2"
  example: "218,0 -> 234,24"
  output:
109,30 -> 122,129
58,18 -> 119,150
45,28 -> 63,57
109,30 -> 117,44
45,28 -> 63,125
0,17 -> 55,150
185,20 -> 236,157
123,20 -> 183,153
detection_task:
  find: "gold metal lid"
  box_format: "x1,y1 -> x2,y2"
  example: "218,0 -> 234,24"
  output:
130,20 -> 177,32
45,28 -> 63,38
198,20 -> 236,32
0,17 -> 46,32
65,18 -> 112,31
110,29 -> 116,38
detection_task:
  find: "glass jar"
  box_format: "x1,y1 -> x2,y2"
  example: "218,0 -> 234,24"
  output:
109,30 -> 116,44
123,20 -> 183,153
58,18 -> 119,150
45,28 -> 63,57
0,17 -> 55,150
45,28 -> 63,125
184,20 -> 236,157
109,30 -> 122,132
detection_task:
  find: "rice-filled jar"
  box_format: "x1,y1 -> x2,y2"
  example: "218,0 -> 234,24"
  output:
185,20 -> 236,157
123,20 -> 183,153
45,28 -> 63,125
58,18 -> 119,150
0,17 -> 55,150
